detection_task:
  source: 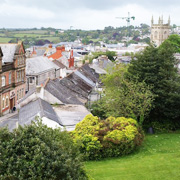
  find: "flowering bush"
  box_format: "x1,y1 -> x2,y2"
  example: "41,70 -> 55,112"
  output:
73,115 -> 144,160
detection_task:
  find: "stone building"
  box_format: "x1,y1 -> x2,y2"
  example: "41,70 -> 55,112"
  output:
26,56 -> 60,91
151,16 -> 171,47
0,42 -> 26,116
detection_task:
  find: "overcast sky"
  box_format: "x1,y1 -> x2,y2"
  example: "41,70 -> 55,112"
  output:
0,0 -> 179,30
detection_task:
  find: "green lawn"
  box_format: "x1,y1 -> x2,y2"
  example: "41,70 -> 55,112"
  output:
85,132 -> 180,180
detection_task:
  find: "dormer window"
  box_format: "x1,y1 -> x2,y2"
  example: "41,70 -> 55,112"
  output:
2,76 -> 5,87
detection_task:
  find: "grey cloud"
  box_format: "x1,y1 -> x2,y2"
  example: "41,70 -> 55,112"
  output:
0,0 -> 179,29
6,0 -> 180,11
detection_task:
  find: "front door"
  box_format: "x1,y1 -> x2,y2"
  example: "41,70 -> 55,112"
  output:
10,98 -> 14,111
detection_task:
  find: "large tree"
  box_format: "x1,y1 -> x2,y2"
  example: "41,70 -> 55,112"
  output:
128,40 -> 180,128
95,64 -> 154,124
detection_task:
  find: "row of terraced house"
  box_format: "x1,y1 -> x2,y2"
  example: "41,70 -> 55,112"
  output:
0,42 -> 26,116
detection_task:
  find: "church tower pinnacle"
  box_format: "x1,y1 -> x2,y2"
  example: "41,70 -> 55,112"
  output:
151,16 -> 154,25
168,16 -> 171,25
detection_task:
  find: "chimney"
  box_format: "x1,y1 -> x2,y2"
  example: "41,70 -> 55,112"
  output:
36,85 -> 44,100
62,45 -> 65,52
70,49 -> 73,57
49,44 -> 52,48
56,46 -> 62,53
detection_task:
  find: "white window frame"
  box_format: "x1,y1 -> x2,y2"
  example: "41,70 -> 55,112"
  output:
6,96 -> 9,107
17,90 -> 19,101
22,70 -> 24,81
19,89 -> 21,99
2,76 -> 5,87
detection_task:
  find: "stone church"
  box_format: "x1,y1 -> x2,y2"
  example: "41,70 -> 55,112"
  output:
151,16 -> 170,47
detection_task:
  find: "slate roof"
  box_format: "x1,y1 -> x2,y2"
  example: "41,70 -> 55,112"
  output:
66,72 -> 93,93
60,77 -> 89,99
26,56 -> 59,75
58,55 -> 68,61
54,104 -> 91,131
19,88 -> 36,103
0,44 -> 18,63
52,60 -> 67,69
73,51 -> 83,58
78,64 -> 99,83
93,58 -> 114,69
89,64 -> 107,74
36,49 -> 46,56
45,79 -> 84,105
74,71 -> 95,87
19,98 -> 62,126
55,42 -> 74,46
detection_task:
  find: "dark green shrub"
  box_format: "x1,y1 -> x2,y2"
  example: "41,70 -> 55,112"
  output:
0,121 -> 88,180
72,115 -> 144,160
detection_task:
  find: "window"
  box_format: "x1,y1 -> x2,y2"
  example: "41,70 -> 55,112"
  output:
22,71 -> 24,81
2,76 -> 5,87
6,96 -> 9,107
21,88 -> 24,98
29,77 -> 34,83
17,72 -> 19,82
2,97 -> 5,109
19,71 -> 22,82
17,71 -> 21,82
9,72 -> 11,84
17,90 -> 19,100
19,89 -> 21,99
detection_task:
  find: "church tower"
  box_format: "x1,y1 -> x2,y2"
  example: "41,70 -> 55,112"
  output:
151,16 -> 170,47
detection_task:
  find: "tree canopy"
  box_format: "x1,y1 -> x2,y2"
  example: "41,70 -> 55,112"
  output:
92,64 -> 154,124
0,120 -> 88,180
128,40 -> 180,128
163,34 -> 180,53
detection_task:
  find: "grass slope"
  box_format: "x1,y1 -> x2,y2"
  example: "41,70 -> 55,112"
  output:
85,132 -> 180,180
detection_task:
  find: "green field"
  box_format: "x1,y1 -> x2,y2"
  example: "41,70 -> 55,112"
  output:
85,132 -> 180,180
0,29 -> 60,44
14,30 -> 48,34
0,37 -> 12,43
